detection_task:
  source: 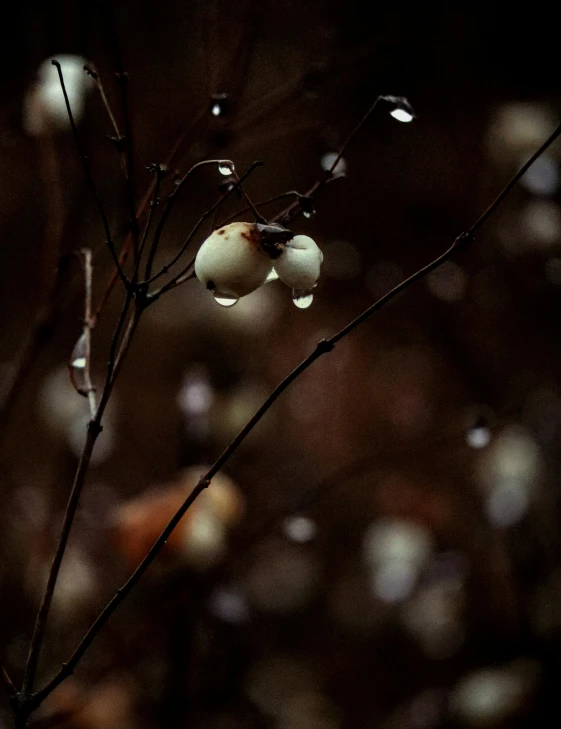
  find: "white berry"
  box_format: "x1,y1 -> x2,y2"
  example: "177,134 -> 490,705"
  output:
195,222 -> 273,298
274,235 -> 323,290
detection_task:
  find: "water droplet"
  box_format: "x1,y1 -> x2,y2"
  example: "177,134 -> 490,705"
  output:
382,95 -> 415,123
292,289 -> 313,308
218,160 -> 234,176
283,515 -> 317,543
265,268 -> 279,283
298,195 -> 316,219
320,152 -> 346,176
71,333 -> 87,370
466,425 -> 491,449
69,333 -> 88,394
390,108 -> 414,123
213,291 -> 239,307
210,93 -> 229,117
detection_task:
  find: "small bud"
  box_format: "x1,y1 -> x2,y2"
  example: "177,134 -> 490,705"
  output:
274,235 -> 323,290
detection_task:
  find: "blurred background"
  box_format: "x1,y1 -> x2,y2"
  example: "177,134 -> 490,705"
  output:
1,1 -> 561,727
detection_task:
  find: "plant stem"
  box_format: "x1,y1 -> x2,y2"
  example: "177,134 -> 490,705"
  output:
51,61 -> 129,287
19,303 -> 140,709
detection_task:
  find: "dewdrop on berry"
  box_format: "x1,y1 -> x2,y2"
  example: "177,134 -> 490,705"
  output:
273,235 -> 323,308
23,55 -> 93,136
195,222 -> 275,307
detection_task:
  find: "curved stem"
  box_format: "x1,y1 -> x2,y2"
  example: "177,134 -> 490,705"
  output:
51,61 -> 129,287
141,161 -> 263,288
142,159 -> 232,281
20,294 -> 139,702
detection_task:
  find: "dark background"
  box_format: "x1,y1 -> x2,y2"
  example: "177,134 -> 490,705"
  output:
1,1 -> 561,727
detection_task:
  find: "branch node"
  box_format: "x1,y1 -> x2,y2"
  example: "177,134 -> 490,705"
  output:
83,64 -> 98,80
454,231 -> 473,249
88,420 -> 103,437
106,134 -> 126,152
316,338 -> 335,354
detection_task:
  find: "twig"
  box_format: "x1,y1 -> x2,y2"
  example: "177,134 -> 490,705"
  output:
230,169 -> 267,223
19,300 -> 140,709
1,656 -> 16,697
115,71 -> 140,263
273,95 -> 384,226
142,159 -> 235,282
69,249 -> 97,416
218,178 -> 342,229
84,65 -> 123,151
51,61 -> 129,288
143,160 -> 264,291
149,268 -> 197,299
103,2 -> 140,264
91,106 -> 209,325
218,190 -> 303,227
85,64 -> 140,273
133,164 -> 164,276
29,116 -> 561,713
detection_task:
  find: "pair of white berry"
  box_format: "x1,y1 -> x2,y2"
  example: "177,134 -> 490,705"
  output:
195,222 -> 322,302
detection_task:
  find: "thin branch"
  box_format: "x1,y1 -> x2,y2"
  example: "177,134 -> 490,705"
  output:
84,65 -> 123,149
467,125 -> 561,235
81,249 -> 95,419
85,64 -> 141,275
273,95 -> 384,226
103,1 -> 140,264
133,164 -> 164,277
149,267 -> 197,299
142,160 -> 264,290
91,185 -> 154,327
69,249 -> 97,416
91,106 -> 209,326
1,657 -> 16,697
51,61 -> 129,287
230,169 -> 267,223
115,71 -> 140,263
20,289 -> 139,702
218,178 -> 343,228
142,159 -> 234,282
29,116 -> 561,713
217,190 -> 300,227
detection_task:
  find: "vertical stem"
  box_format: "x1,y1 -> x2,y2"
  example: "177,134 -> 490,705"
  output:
20,301 -> 141,700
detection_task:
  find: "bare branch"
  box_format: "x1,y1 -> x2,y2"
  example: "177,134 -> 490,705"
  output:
68,249 -> 97,416
115,71 -> 140,264
273,94 -> 384,226
0,656 -> 16,698
143,160 -> 264,292
230,168 -> 267,223
84,65 -> 123,149
133,163 -> 164,278
91,106 -> 209,325
142,159 -> 235,281
50,60 -> 129,288
20,287 -> 139,702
